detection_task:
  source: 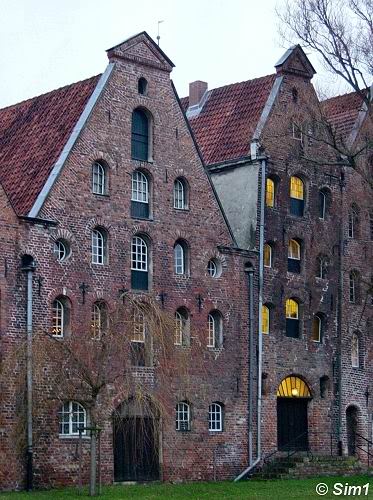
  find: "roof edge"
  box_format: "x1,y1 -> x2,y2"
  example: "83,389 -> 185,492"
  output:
28,62 -> 115,218
252,75 -> 284,141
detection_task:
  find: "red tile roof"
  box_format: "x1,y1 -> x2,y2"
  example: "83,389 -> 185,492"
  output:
182,74 -> 276,165
0,75 -> 100,215
322,91 -> 365,141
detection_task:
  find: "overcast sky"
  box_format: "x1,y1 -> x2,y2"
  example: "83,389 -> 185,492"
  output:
0,0 -> 350,109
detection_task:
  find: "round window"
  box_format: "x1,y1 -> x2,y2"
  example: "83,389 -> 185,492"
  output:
207,258 -> 222,278
53,239 -> 70,261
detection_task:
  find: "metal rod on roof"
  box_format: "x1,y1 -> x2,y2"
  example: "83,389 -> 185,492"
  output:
157,20 -> 164,46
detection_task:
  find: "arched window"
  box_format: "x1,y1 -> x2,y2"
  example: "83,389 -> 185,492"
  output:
176,402 -> 191,431
290,176 -> 304,216
266,178 -> 275,208
130,308 -> 146,366
174,308 -> 190,346
59,401 -> 87,436
54,239 -> 70,262
208,311 -> 223,348
138,77 -> 148,95
173,178 -> 188,210
288,239 -> 301,273
318,189 -> 329,219
311,314 -> 322,342
52,298 -> 71,338
277,376 -> 311,397
208,402 -> 223,432
131,170 -> 149,218
316,255 -> 328,279
131,109 -> 149,161
348,204 -> 359,238
131,236 -> 149,290
262,305 -> 270,334
92,227 -> 107,265
349,270 -> 360,303
92,161 -> 107,195
91,301 -> 108,339
207,258 -> 222,278
285,299 -> 300,338
351,332 -> 359,368
264,243 -> 272,268
174,240 -> 189,276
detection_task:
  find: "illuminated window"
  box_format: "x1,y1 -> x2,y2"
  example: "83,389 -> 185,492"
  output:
262,305 -> 270,334
288,239 -> 301,273
311,314 -> 322,342
285,299 -> 300,338
176,402 -> 191,431
351,332 -> 359,368
59,401 -> 86,436
266,178 -> 275,207
264,243 -> 272,268
290,176 -> 304,216
277,376 -> 311,397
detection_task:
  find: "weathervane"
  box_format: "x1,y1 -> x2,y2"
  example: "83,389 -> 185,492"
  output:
157,20 -> 164,46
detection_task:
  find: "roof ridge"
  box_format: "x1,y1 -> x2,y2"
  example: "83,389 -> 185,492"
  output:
0,74 -> 101,113
322,88 -> 367,103
207,73 -> 276,94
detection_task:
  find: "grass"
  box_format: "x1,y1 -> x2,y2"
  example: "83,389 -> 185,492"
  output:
0,476 -> 372,500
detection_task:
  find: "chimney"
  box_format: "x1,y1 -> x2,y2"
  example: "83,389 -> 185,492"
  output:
189,80 -> 208,107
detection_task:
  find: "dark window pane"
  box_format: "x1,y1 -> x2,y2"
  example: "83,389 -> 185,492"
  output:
131,201 -> 149,219
131,343 -> 145,366
288,258 -> 301,273
131,110 -> 149,161
286,318 -> 300,338
290,198 -> 304,216
131,270 -> 149,290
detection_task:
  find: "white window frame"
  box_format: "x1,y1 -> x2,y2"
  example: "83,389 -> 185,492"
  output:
131,236 -> 148,271
208,403 -> 223,432
92,229 -> 106,265
91,302 -> 106,339
132,310 -> 146,342
288,239 -> 301,260
92,162 -> 106,195
208,312 -> 223,348
59,401 -> 87,436
207,259 -> 217,277
174,179 -> 186,210
52,299 -> 64,338
176,402 -> 191,431
131,171 -> 149,203
208,313 -> 216,347
174,243 -> 185,275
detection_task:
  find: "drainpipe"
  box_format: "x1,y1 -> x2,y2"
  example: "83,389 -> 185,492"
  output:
245,264 -> 255,466
234,155 -> 266,481
21,255 -> 36,490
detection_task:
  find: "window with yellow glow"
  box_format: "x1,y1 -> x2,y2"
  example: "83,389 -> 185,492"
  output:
285,299 -> 299,319
290,176 -> 304,200
262,305 -> 270,334
264,243 -> 272,268
266,178 -> 275,207
288,239 -> 300,260
277,376 -> 311,397
311,315 -> 321,342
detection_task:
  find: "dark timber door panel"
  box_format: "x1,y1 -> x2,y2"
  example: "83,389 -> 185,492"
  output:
113,416 -> 159,482
277,398 -> 309,450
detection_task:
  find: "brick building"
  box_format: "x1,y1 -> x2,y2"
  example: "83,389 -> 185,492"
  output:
0,33 -> 371,489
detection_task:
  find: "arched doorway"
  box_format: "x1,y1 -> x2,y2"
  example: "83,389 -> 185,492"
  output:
346,405 -> 358,455
277,376 -> 312,450
113,398 -> 160,482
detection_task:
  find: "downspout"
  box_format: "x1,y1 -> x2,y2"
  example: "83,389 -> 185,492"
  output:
21,255 -> 36,490
337,170 -> 345,455
234,153 -> 266,481
246,265 -> 255,467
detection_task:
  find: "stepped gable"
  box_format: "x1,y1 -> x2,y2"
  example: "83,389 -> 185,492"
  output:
181,74 -> 276,165
0,75 -> 100,215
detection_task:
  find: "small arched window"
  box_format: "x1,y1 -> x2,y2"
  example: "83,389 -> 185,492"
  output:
52,297 -> 71,338
262,305 -> 270,334
288,239 -> 301,273
91,301 -> 108,339
311,314 -> 322,343
266,178 -> 275,208
54,238 -> 70,262
131,108 -> 149,161
349,270 -> 360,303
348,204 -> 359,238
174,240 -> 189,276
92,228 -> 107,265
138,77 -> 148,95
176,402 -> 191,431
131,236 -> 149,290
208,311 -> 223,348
174,308 -> 190,346
59,401 -> 87,436
318,189 -> 329,219
208,402 -> 223,432
131,170 -> 150,218
351,332 -> 359,368
316,255 -> 328,279
290,176 -> 304,216
285,299 -> 300,338
174,178 -> 188,210
264,243 -> 272,268
92,161 -> 107,195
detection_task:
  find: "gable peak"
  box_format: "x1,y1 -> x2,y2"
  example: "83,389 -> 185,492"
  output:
275,45 -> 316,79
